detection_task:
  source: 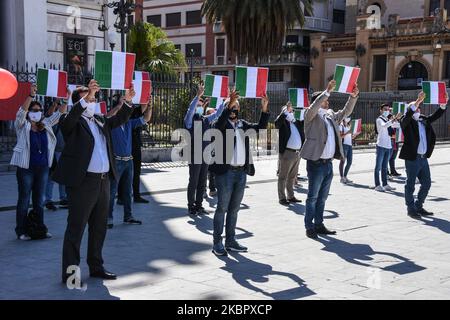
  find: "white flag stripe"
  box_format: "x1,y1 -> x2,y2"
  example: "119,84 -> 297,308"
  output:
111,52 -> 126,90
134,72 -> 143,81
46,69 -> 59,97
212,77 -> 223,97
338,67 -> 353,92
246,67 -> 258,98
67,84 -> 77,105
430,81 -> 439,104
132,80 -> 143,104
298,89 -> 305,107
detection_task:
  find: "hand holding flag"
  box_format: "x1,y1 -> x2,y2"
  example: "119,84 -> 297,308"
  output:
261,93 -> 269,112
350,84 -> 360,98
85,80 -> 100,102
227,88 -> 240,110
327,80 -> 336,93
124,83 -> 136,104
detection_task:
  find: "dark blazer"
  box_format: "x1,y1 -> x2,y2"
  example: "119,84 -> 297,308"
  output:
275,112 -> 305,154
399,106 -> 446,161
209,107 -> 270,177
52,101 -> 133,187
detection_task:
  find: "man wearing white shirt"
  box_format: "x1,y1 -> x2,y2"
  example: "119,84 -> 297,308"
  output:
53,80 -> 135,285
374,104 -> 401,192
399,91 -> 448,219
275,102 -> 305,205
300,80 -> 359,239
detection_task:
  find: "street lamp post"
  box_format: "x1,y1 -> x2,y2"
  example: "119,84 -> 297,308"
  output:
189,49 -> 195,98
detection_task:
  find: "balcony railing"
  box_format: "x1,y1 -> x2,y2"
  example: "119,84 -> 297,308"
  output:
302,17 -> 332,33
186,57 -> 206,66
259,53 -> 310,66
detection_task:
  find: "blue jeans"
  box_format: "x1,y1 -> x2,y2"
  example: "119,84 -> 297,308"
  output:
374,146 -> 391,187
405,157 -> 431,212
15,165 -> 49,236
213,169 -> 247,245
109,159 -> 133,221
339,144 -> 353,178
45,152 -> 67,203
305,161 -> 333,230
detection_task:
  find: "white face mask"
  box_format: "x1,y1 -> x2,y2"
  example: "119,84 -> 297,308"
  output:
28,112 -> 42,123
83,102 -> 96,118
413,112 -> 421,121
286,112 -> 295,123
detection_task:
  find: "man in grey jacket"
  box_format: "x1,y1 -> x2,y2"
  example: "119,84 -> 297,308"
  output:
300,80 -> 359,239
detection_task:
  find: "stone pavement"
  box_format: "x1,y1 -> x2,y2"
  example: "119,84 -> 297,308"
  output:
1,146 -> 450,300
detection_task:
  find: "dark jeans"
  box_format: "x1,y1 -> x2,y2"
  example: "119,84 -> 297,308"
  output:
63,174 -> 110,279
187,163 -> 208,208
213,169 -> 247,245
405,157 -> 431,212
208,170 -> 216,192
339,144 -> 353,178
389,143 -> 399,174
15,165 -> 49,237
109,159 -> 133,221
305,161 -> 333,231
374,146 -> 391,187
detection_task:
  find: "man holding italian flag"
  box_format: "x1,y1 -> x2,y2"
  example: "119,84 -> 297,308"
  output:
400,90 -> 448,219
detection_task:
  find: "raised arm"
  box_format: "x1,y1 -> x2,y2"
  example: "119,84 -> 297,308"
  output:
305,80 -> 335,123
15,84 -> 37,130
205,99 -> 225,124
243,93 -> 270,131
105,84 -> 136,129
427,91 -> 448,123
401,91 -> 426,129
333,84 -> 359,124
275,105 -> 291,129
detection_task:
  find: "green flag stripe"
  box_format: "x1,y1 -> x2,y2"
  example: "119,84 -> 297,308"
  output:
236,67 -> 247,96
204,75 -> 215,96
289,89 -> 298,106
210,97 -> 218,108
422,82 -> 431,104
37,69 -> 49,95
95,51 -> 113,89
334,65 -> 345,91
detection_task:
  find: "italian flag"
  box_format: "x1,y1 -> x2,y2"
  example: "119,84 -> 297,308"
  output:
36,68 -> 68,98
294,108 -> 306,121
95,101 -> 107,115
422,81 -> 447,104
392,102 -> 407,115
334,64 -> 360,94
350,119 -> 362,135
396,127 -> 404,143
289,88 -> 310,108
132,71 -> 152,105
94,50 -> 136,90
204,74 -> 229,98
235,66 -> 269,98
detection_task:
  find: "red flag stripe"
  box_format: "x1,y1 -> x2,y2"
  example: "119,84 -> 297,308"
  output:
303,89 -> 310,108
256,68 -> 268,98
346,67 -> 360,93
57,72 -> 68,98
438,82 -> 447,104
142,72 -> 150,81
220,76 -> 229,98
100,102 -> 107,115
140,81 -> 151,104
124,54 -> 136,89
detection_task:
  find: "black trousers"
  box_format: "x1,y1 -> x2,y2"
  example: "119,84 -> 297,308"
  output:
187,163 -> 208,208
132,146 -> 142,198
62,174 -> 110,280
208,170 -> 216,191
389,144 -> 399,174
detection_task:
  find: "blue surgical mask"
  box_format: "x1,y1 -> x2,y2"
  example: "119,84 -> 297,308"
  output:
195,107 -> 204,116
382,111 -> 390,117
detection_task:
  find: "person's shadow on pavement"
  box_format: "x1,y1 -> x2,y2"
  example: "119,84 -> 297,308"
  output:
217,253 -> 315,300
421,216 -> 450,234
316,236 -> 425,275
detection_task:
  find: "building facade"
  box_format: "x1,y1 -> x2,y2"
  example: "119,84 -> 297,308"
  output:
310,0 -> 450,92
142,0 -> 346,86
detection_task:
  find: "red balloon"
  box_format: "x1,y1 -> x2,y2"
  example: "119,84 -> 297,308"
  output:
0,68 -> 18,100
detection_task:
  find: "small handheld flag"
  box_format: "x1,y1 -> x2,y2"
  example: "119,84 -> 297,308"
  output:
294,108 -> 306,121
95,101 -> 107,115
289,88 -> 310,108
333,64 -> 360,94
36,68 -> 68,98
235,66 -> 268,98
204,74 -> 229,98
94,50 -> 136,90
396,127 -> 404,143
132,72 -> 152,105
350,119 -> 362,135
392,102 -> 407,115
422,81 -> 447,105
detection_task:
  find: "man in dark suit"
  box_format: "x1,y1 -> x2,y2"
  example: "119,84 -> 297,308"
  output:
53,79 -> 135,285
210,90 -> 270,256
275,102 -> 305,206
400,91 -> 448,219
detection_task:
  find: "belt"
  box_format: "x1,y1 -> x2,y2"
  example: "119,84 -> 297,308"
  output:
286,148 -> 301,153
312,158 -> 333,165
86,172 -> 109,180
230,165 -> 245,171
115,156 -> 133,161
417,154 -> 427,159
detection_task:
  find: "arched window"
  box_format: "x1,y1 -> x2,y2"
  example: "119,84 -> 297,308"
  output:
398,61 -> 428,90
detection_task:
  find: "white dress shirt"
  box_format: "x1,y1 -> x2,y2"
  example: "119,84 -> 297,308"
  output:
376,116 -> 399,149
286,122 -> 302,150
417,120 -> 427,155
229,120 -> 246,166
320,112 -> 336,159
341,125 -> 352,146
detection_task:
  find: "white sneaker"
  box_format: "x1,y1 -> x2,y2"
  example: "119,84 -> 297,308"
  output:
340,178 -> 347,184
46,232 -> 52,239
384,184 -> 396,191
374,186 -> 385,192
18,234 -> 31,241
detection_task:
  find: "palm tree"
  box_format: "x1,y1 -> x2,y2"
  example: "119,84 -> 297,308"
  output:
127,22 -> 187,75
202,0 -> 313,65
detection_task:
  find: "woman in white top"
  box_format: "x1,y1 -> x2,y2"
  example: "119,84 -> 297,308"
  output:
374,104 -> 401,192
339,118 -> 360,184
